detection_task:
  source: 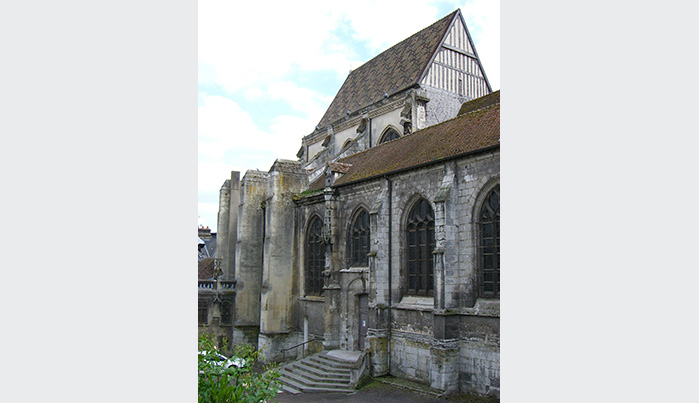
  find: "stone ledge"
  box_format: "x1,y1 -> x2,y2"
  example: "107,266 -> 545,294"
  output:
394,296 -> 434,312
298,296 -> 325,303
340,266 -> 369,273
457,299 -> 500,317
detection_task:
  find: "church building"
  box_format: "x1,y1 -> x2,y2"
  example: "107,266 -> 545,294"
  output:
200,9 -> 500,397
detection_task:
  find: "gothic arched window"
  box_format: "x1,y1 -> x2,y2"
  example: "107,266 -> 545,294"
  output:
350,209 -> 370,267
406,198 -> 435,296
478,185 -> 500,298
379,128 -> 400,144
305,216 -> 325,296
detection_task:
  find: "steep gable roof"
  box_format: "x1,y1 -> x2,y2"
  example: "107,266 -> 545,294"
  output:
316,10 -> 458,129
332,94 -> 499,187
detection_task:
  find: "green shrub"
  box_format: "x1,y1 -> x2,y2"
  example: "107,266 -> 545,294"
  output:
198,332 -> 281,403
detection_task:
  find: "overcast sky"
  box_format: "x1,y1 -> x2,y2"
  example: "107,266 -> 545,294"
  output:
198,0 -> 500,232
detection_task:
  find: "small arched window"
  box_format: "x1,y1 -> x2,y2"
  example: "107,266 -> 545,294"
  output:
220,299 -> 233,326
198,299 -> 209,325
306,216 -> 325,296
478,185 -> 500,298
379,128 -> 400,144
406,198 -> 435,296
350,209 -> 370,267
340,139 -> 353,152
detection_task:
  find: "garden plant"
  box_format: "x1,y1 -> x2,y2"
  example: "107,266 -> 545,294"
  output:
198,332 -> 281,403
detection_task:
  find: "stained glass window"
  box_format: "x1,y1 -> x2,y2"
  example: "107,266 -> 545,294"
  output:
406,199 -> 435,296
478,185 -> 500,298
351,209 -> 370,266
306,216 -> 325,296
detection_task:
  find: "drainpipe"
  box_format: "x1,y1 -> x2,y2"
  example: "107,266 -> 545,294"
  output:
259,201 -> 266,319
386,176 -> 392,372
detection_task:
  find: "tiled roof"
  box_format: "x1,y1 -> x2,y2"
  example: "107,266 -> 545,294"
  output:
333,97 -> 499,187
316,10 -> 458,129
458,90 -> 500,116
329,162 -> 352,173
198,257 -> 215,280
308,173 -> 325,192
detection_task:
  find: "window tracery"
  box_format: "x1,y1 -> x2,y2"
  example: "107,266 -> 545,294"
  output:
305,216 -> 325,296
478,185 -> 500,298
406,198 -> 435,296
350,209 -> 370,267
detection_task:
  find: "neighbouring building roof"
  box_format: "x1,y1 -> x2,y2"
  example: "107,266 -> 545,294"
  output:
316,10 -> 458,129
331,94 -> 499,187
199,257 -> 215,280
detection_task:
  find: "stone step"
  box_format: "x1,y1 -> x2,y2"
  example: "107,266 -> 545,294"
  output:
280,383 -> 301,395
277,352 -> 365,395
313,354 -> 357,368
287,362 -> 351,380
321,351 -> 363,364
300,360 -> 350,375
304,357 -> 354,373
278,374 -> 353,393
282,364 -> 351,384
279,372 -> 352,390
298,385 -> 355,394
278,375 -> 312,393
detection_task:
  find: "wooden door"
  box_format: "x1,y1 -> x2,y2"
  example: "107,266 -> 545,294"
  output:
358,294 -> 368,350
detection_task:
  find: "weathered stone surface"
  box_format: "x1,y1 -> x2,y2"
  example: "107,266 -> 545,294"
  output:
257,160 -> 307,361
211,49 -> 500,395
232,170 -> 267,347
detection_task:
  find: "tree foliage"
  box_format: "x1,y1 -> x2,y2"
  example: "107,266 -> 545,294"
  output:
198,332 -> 281,403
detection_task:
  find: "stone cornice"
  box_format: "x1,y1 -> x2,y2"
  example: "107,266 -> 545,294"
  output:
304,89 -> 415,146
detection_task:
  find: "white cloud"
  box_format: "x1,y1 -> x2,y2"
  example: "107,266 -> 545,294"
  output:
460,0 -> 500,90
198,1 -> 355,93
197,92 -> 319,231
198,94 -> 307,171
341,1 -> 441,54
198,1 -> 500,231
266,81 -> 331,119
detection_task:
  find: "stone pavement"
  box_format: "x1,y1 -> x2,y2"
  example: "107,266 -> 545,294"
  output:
275,377 -> 498,403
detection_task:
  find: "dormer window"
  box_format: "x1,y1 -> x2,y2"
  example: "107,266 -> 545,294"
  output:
379,128 -> 400,144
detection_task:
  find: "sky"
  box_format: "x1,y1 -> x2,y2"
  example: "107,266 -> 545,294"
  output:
198,0 -> 500,233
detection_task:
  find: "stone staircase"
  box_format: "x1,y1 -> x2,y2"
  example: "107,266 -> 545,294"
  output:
278,350 -> 367,394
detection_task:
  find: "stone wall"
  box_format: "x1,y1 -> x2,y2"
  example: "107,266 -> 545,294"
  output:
389,331 -> 432,382
422,86 -> 469,129
455,150 -> 500,307
215,180 -> 230,262
459,339 -> 500,396
224,146 -> 500,395
258,160 -> 307,361
198,289 -> 236,352
232,170 -> 267,347
342,150 -> 500,395
225,172 -> 240,281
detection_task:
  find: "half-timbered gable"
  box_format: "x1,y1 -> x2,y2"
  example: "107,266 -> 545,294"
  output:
299,10 -> 492,179
420,12 -> 490,99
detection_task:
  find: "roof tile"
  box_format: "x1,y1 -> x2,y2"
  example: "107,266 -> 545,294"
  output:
332,94 -> 500,187
317,11 -> 457,128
